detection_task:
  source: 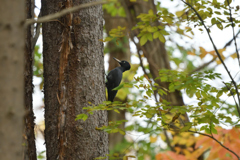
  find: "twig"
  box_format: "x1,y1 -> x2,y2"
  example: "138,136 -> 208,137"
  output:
24,0 -> 109,26
223,30 -> 240,48
133,39 -> 160,104
31,9 -> 42,51
188,130 -> 240,160
223,82 -> 240,117
226,0 -> 240,67
181,0 -> 240,119
189,57 -> 217,74
190,29 -> 240,74
163,129 -> 175,151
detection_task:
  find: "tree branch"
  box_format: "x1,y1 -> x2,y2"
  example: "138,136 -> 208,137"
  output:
190,29 -> 240,74
181,0 -> 240,119
189,57 -> 217,74
223,30 -> 240,48
188,130 -> 240,160
24,0 -> 109,26
223,81 -> 240,117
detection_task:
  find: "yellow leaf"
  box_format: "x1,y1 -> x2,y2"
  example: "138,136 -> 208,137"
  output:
231,53 -> 238,59
150,136 -> 158,143
187,51 -> 195,55
218,48 -> 226,54
160,133 -> 166,141
208,50 -> 216,56
215,59 -> 222,64
178,138 -> 187,145
199,47 -> 207,59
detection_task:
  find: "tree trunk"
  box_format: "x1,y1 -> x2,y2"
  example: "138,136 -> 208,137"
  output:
0,1 -> 25,159
23,0 -> 37,159
42,0 -> 108,159
104,11 -> 131,151
122,0 -> 184,106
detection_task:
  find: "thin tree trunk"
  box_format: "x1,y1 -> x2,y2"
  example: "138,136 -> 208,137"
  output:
0,1 -> 25,159
42,0 -> 108,159
122,0 -> 184,106
23,0 -> 37,159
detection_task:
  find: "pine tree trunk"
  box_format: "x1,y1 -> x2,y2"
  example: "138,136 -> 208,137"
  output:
42,0 -> 108,159
0,1 -> 25,159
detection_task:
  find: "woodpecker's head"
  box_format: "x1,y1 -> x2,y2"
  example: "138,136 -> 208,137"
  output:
113,57 -> 131,71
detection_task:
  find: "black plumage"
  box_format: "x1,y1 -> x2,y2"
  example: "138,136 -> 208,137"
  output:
106,57 -> 131,102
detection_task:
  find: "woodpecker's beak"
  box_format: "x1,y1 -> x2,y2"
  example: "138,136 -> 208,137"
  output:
113,57 -> 121,63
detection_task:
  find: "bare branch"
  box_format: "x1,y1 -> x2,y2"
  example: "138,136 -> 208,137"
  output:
24,0 -> 109,26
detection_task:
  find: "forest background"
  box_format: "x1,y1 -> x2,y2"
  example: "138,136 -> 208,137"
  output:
0,0 -> 240,160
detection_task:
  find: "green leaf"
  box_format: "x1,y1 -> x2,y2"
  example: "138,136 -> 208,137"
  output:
146,89 -> 153,97
140,35 -> 148,46
235,124 -> 240,128
205,128 -> 211,134
211,18 -> 217,25
114,109 -> 120,113
180,122 -> 192,132
148,9 -> 154,15
146,33 -> 153,41
113,83 -> 124,90
214,11 -> 221,15
196,91 -> 201,99
153,31 -> 160,39
104,36 -> 113,42
211,127 -> 218,134
75,114 -> 88,121
217,90 -> 223,98
224,0 -> 232,6
158,33 -> 166,43
118,129 -> 126,135
217,23 -> 223,30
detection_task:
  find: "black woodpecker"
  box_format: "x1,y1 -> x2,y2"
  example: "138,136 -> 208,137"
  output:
106,57 -> 131,102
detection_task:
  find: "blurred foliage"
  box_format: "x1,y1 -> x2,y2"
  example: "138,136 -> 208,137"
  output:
34,45 -> 43,90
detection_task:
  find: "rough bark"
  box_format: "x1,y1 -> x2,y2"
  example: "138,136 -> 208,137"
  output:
0,1 -> 25,159
23,0 -> 37,159
42,0 -> 108,159
104,12 -> 131,150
